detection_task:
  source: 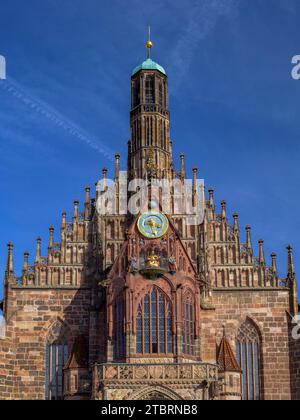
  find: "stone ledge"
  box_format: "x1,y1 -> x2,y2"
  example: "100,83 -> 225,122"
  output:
10,286 -> 91,290
213,287 -> 289,292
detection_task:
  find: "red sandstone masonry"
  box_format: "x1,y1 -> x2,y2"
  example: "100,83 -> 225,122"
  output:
201,289 -> 292,400
0,287 -> 92,400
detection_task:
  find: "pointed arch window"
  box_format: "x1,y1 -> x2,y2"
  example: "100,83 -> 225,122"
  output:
182,292 -> 195,355
113,298 -> 125,360
136,287 -> 173,355
46,341 -> 68,400
236,319 -> 262,400
45,322 -> 69,400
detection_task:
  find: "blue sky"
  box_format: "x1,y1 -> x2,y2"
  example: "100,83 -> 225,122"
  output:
0,0 -> 299,297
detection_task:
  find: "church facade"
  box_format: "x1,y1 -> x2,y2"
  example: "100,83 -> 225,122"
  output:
0,41 -> 300,401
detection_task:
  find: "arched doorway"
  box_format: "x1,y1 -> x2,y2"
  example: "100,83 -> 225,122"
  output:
130,386 -> 183,401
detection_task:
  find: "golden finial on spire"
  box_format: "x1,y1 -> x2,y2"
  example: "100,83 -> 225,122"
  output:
146,26 -> 153,59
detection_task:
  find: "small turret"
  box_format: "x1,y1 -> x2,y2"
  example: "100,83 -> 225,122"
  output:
180,153 -> 186,181
208,188 -> 215,208
23,251 -> 29,273
35,237 -> 41,263
73,200 -> 79,219
85,187 -> 91,204
221,201 -> 227,220
287,245 -> 298,316
64,335 -> 90,400
115,153 -> 120,181
6,242 -> 14,277
217,327 -> 242,400
49,225 -> 54,248
102,168 -> 108,191
95,181 -> 101,200
246,225 -> 253,252
84,187 -> 91,220
4,242 -> 15,315
259,240 -> 265,265
193,167 -> 198,207
61,212 -> 67,230
233,213 -> 239,233
287,245 -> 295,277
271,252 -> 278,274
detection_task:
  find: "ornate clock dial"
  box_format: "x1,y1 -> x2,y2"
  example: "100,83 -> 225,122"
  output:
137,212 -> 169,239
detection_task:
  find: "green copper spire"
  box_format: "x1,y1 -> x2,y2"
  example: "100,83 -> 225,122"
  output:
132,28 -> 167,77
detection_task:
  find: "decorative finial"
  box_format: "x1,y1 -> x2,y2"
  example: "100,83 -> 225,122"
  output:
6,242 -> 14,276
208,188 -> 215,207
233,213 -> 239,232
221,201 -> 227,220
146,26 -> 153,59
49,225 -> 54,248
35,237 -> 41,263
287,245 -> 295,277
271,253 -> 278,274
259,240 -> 265,265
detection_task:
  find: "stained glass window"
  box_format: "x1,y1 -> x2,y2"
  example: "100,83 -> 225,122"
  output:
136,287 -> 173,355
182,293 -> 195,355
236,319 -> 261,400
45,342 -> 68,400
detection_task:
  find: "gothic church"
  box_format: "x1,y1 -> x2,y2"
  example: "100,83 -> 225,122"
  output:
0,39 -> 299,400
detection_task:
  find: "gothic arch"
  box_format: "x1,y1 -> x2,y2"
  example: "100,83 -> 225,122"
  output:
182,288 -> 196,356
159,275 -> 177,293
182,285 -> 195,298
135,286 -> 173,355
236,317 -> 264,400
136,282 -> 173,304
236,315 -> 264,344
181,276 -> 197,291
130,385 -> 183,401
45,317 -> 71,345
45,318 -> 71,400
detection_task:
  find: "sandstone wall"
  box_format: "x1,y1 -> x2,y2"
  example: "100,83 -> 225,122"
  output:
0,287 -> 92,400
201,289 -> 292,400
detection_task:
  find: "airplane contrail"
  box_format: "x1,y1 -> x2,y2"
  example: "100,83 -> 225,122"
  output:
0,76 -> 115,162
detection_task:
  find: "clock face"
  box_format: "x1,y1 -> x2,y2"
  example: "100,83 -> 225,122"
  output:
137,212 -> 169,239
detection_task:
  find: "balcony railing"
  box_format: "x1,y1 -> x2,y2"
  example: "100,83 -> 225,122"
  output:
96,362 -> 218,384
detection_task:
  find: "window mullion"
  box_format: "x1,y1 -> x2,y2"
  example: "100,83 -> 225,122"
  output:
246,342 -> 250,400
165,300 -> 168,354
157,292 -> 160,355
149,293 -> 152,354
251,342 -> 256,400
49,345 -> 52,400
142,307 -> 144,354
55,345 -> 59,400
239,341 -> 243,399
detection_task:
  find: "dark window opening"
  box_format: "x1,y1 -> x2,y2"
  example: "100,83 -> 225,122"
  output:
113,298 -> 126,359
145,76 -> 155,104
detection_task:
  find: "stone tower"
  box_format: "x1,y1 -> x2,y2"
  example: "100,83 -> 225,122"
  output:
129,38 -> 172,181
